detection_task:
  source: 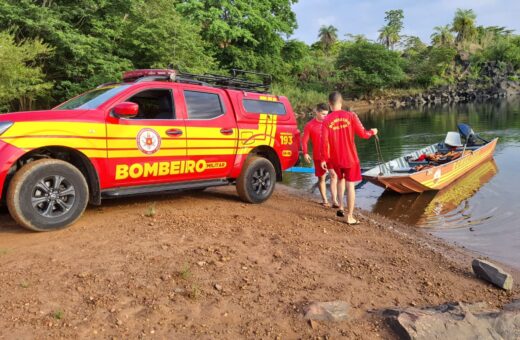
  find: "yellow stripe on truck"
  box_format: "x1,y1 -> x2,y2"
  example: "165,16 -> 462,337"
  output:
3,122 -> 107,157
7,137 -> 106,150
108,138 -> 185,149
2,122 -> 106,138
108,149 -> 186,158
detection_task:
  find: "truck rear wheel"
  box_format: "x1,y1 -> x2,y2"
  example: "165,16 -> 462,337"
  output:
236,156 -> 276,203
6,159 -> 88,232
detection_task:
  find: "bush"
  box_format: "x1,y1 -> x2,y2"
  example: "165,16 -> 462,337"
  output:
481,36 -> 520,70
405,46 -> 457,87
272,84 -> 327,114
336,41 -> 405,95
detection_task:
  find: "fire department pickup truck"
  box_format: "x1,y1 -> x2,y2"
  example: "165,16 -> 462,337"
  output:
0,69 -> 300,231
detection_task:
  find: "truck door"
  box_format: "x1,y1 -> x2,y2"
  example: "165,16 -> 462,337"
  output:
105,85 -> 190,187
181,86 -> 238,180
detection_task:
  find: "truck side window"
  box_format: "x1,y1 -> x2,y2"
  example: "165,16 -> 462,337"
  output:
127,89 -> 175,119
243,99 -> 286,115
184,90 -> 224,120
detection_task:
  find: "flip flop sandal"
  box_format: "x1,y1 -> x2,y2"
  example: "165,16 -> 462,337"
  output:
336,209 -> 345,217
347,220 -> 360,225
320,202 -> 331,208
332,203 -> 340,209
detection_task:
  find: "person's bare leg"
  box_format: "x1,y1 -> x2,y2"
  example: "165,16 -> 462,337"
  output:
329,169 -> 338,206
318,175 -> 328,205
346,181 -> 357,223
337,177 -> 346,211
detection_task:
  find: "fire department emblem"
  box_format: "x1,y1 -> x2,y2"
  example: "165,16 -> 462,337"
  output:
136,128 -> 161,155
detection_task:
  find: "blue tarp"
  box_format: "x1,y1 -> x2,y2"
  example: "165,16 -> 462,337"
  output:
284,167 -> 315,173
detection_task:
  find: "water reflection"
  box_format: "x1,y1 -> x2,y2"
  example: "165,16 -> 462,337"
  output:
372,160 -> 498,228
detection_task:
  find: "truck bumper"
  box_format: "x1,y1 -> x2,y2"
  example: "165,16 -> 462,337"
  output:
0,140 -> 25,199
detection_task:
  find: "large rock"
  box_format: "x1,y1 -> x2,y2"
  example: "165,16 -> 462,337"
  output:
384,301 -> 520,340
304,301 -> 349,321
472,259 -> 513,291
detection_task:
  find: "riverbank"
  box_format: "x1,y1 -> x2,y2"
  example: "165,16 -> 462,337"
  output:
0,185 -> 518,338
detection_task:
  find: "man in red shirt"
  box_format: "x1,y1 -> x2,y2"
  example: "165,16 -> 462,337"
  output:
302,103 -> 338,207
320,92 -> 378,224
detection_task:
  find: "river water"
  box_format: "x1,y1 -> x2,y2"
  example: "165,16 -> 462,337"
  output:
283,98 -> 520,269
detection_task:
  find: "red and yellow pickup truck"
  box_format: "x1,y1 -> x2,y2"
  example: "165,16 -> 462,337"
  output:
0,69 -> 300,231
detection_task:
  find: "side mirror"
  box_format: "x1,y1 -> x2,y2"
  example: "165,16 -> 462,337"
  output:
113,102 -> 139,118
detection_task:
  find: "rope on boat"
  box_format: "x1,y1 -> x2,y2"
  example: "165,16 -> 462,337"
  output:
374,135 -> 387,176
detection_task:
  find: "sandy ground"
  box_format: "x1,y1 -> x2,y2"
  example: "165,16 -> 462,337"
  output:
0,185 -> 518,339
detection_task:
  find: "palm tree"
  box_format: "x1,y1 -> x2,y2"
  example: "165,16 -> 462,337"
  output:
378,9 -> 404,50
431,25 -> 454,47
345,33 -> 368,43
318,25 -> 338,51
451,9 -> 477,45
378,26 -> 399,50
475,25 -> 514,48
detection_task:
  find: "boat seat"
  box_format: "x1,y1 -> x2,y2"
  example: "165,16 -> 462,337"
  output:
436,143 -> 482,153
391,167 -> 413,173
407,159 -> 429,166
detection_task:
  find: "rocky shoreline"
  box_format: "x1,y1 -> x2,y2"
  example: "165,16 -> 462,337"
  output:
342,61 -> 520,113
392,80 -> 520,109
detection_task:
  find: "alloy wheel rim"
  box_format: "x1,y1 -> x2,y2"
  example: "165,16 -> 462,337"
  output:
31,175 -> 76,218
251,167 -> 271,196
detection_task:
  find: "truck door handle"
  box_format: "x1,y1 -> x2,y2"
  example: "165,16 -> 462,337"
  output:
220,128 -> 234,135
166,128 -> 183,136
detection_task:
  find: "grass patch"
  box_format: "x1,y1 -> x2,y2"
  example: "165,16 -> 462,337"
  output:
20,282 -> 29,288
189,284 -> 201,300
144,202 -> 156,218
0,248 -> 9,256
179,263 -> 191,280
53,310 -> 64,320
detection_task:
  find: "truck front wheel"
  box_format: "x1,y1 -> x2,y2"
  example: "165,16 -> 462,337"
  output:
7,159 -> 89,232
236,156 -> 276,203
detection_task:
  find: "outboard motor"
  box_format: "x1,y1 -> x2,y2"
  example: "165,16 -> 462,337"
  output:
457,123 -> 487,146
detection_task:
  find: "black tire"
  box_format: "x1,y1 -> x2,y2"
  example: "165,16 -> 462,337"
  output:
236,156 -> 276,203
6,159 -> 89,232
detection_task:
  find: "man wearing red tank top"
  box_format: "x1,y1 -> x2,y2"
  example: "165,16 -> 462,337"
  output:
302,103 -> 338,208
320,92 -> 378,224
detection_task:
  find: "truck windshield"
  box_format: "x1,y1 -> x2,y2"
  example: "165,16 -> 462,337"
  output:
54,85 -> 131,110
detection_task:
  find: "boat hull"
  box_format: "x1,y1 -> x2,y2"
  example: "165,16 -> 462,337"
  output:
363,138 -> 498,194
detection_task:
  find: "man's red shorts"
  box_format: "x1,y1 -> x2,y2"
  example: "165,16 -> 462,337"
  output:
313,159 -> 334,177
334,164 -> 362,182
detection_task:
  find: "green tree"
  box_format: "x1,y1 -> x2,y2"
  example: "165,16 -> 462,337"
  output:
480,36 -> 520,70
0,0 -> 215,104
431,25 -> 454,47
345,33 -> 369,43
406,46 -> 457,86
475,25 -> 514,49
452,9 -> 477,46
378,9 -> 404,50
0,30 -> 53,112
295,52 -> 341,93
318,25 -> 338,52
337,41 -> 405,95
175,0 -> 297,75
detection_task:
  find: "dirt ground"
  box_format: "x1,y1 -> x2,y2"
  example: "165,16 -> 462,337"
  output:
0,185 -> 518,339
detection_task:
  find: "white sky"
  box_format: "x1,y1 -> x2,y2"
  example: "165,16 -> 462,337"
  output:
290,0 -> 520,44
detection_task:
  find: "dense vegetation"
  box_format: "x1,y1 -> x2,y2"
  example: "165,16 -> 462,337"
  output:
0,1 -> 519,112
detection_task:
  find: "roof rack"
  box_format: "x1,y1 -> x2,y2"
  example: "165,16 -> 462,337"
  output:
121,68 -> 272,93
